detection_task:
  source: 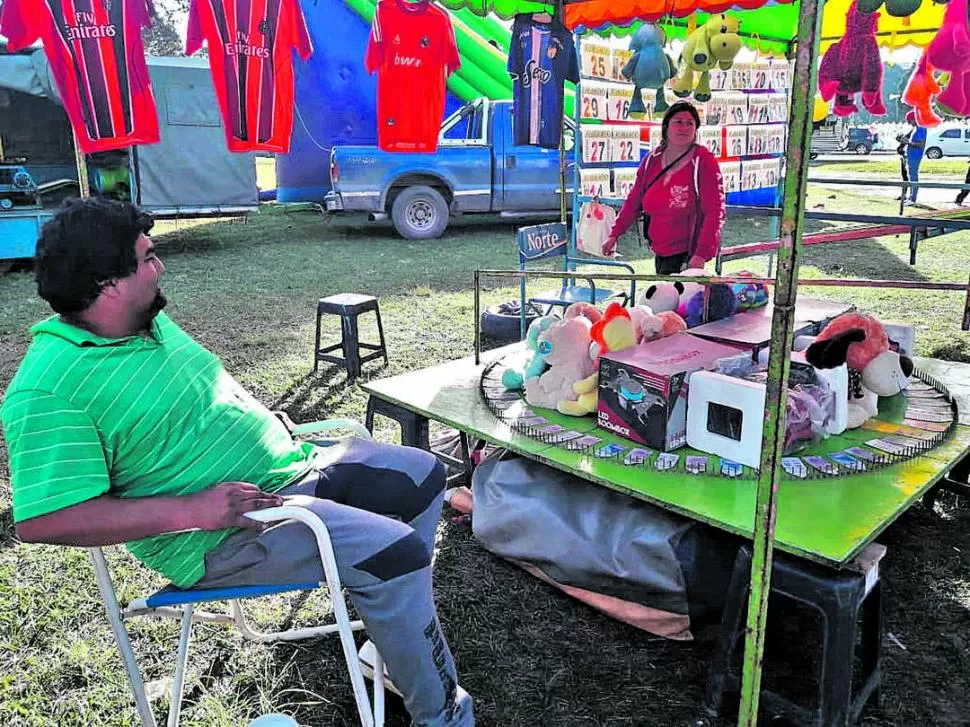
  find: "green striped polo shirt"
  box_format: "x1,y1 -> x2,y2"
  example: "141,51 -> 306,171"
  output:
2,313 -> 319,587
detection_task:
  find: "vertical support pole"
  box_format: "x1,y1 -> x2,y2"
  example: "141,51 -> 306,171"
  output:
474,269 -> 481,365
73,130 -> 90,198
962,272 -> 970,332
738,1 -> 823,725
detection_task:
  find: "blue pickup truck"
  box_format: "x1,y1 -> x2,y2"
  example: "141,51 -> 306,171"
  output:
324,98 -> 575,239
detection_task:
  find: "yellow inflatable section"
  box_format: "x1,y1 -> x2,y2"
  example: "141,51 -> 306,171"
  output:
820,0 -> 945,51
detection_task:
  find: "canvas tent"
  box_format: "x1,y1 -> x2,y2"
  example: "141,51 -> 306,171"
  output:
0,49 -> 258,215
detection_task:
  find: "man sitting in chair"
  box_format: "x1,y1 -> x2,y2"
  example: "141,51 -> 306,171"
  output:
1,197 -> 474,727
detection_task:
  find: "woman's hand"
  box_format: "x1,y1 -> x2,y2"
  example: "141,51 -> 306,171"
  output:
603,236 -> 618,256
687,255 -> 706,270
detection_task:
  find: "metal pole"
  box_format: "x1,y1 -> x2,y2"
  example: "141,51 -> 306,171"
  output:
72,130 -> 90,198
474,269 -> 481,366
738,1 -> 823,724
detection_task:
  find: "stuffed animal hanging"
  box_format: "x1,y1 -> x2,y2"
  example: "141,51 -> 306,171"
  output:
856,0 -> 922,17
817,0 -> 886,117
576,200 -> 618,257
672,14 -> 742,103
926,0 -> 970,118
621,24 -> 677,115
902,53 -> 943,127
805,313 -> 914,429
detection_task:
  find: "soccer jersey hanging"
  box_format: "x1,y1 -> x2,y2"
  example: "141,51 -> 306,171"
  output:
186,0 -> 312,153
364,0 -> 461,153
0,0 -> 160,153
508,14 -> 579,149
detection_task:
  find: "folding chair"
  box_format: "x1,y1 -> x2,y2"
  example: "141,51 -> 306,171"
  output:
516,222 -> 637,337
89,419 -> 386,727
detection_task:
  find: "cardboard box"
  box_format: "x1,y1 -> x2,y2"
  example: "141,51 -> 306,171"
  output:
597,333 -> 743,451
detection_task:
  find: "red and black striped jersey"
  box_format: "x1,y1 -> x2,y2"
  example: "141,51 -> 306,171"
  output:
186,0 -> 312,153
1,0 -> 160,153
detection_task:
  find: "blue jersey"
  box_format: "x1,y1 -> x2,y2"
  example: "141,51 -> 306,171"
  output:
508,14 -> 579,149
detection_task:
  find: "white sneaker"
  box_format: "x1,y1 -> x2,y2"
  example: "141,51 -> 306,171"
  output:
358,639 -> 403,697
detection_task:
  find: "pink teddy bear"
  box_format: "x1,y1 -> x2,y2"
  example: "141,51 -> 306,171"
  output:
817,0 -> 886,117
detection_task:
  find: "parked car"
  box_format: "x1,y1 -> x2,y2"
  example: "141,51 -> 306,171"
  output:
846,127 -> 877,154
924,125 -> 970,159
325,98 -> 575,239
809,121 -> 876,158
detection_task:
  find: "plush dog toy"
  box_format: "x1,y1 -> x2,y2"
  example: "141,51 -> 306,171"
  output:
817,0 -> 886,117
672,14 -> 742,102
622,24 -> 678,115
525,315 -> 598,416
805,312 -> 914,429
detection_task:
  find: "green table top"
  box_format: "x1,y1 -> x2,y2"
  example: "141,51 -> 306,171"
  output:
362,345 -> 970,567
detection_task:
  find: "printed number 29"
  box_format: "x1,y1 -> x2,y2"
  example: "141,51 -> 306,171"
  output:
583,97 -> 600,119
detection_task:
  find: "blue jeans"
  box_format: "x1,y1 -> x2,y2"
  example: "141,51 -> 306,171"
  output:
196,438 -> 474,727
907,152 -> 923,202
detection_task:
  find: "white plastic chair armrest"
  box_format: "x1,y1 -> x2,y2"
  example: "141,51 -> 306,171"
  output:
243,506 -> 331,538
292,419 -> 372,441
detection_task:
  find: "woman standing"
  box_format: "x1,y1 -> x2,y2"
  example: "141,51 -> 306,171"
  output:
603,101 -> 726,274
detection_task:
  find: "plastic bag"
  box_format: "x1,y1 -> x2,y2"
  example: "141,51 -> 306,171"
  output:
576,200 -> 617,257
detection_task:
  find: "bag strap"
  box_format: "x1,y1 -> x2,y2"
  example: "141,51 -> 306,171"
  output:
642,145 -> 695,195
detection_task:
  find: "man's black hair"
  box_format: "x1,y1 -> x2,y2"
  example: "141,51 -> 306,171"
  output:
35,197 -> 154,314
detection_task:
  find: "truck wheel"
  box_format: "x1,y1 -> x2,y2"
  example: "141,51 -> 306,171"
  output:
926,147 -> 943,160
391,185 -> 449,240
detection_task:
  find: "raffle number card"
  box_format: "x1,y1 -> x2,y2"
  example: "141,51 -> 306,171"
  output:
709,69 -> 730,92
607,85 -> 635,122
705,97 -> 727,126
747,125 -> 769,155
719,161 -> 741,194
697,126 -> 723,158
748,97 -> 770,124
581,81 -> 610,121
751,63 -> 771,91
582,125 -> 613,163
612,49 -> 633,81
730,63 -> 753,90
724,93 -> 749,125
613,168 -> 638,199
580,168 -> 611,197
726,126 -> 748,158
582,42 -> 611,80
611,126 -> 641,165
766,124 -> 786,155
767,94 -> 788,123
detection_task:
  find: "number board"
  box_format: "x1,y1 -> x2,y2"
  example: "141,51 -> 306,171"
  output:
725,93 -> 748,125
709,69 -> 730,92
581,81 -> 610,121
767,94 -> 788,123
607,85 -> 635,122
730,63 -> 753,90
719,161 -> 741,194
612,49 -> 633,81
747,125 -> 769,156
611,126 -> 641,165
697,127 -> 723,158
748,97 -> 770,125
741,161 -> 760,191
581,42 -> 611,80
705,97 -> 727,126
726,126 -> 748,158
770,61 -> 792,90
580,168 -> 612,198
765,125 -> 786,155
751,63 -> 771,91
648,124 -> 663,150
582,125 -> 613,163
613,168 -> 638,199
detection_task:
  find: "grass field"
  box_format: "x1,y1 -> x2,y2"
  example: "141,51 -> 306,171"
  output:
815,156 -> 970,177
1,183 -> 969,726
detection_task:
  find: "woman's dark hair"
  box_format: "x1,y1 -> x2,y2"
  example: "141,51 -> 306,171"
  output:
35,196 -> 154,314
660,101 -> 702,145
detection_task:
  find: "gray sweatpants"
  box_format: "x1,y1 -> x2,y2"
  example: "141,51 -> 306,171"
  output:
195,437 -> 474,727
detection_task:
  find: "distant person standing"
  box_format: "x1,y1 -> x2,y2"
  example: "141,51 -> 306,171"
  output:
896,111 -> 926,204
956,158 -> 970,205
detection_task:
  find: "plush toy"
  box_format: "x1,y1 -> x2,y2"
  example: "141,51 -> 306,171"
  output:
732,272 -> 770,311
805,312 -> 914,429
589,302 -> 687,361
621,24 -> 678,115
672,14 -> 742,103
639,281 -> 684,313
679,284 -> 739,328
902,53 -> 942,128
637,309 -> 688,341
817,0 -> 886,117
925,0 -> 970,119
525,315 -> 599,416
502,315 -> 558,391
856,0 -> 922,17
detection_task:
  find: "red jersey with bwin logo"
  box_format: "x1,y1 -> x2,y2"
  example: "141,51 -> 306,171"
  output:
0,0 -> 159,153
187,0 -> 312,153
364,0 -> 460,153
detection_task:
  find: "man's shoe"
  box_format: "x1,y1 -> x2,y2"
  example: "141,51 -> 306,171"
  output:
358,639 -> 403,697
956,196 -> 966,206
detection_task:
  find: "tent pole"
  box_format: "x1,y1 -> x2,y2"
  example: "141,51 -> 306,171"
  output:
738,0 -> 823,724
72,130 -> 90,199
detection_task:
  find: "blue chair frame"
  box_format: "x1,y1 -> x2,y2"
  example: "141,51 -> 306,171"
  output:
516,222 -> 637,338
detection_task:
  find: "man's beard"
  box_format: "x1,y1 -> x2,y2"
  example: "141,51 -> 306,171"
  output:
139,290 -> 167,328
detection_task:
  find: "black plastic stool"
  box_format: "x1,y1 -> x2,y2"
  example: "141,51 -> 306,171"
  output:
706,542 -> 884,726
314,294 -> 388,379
